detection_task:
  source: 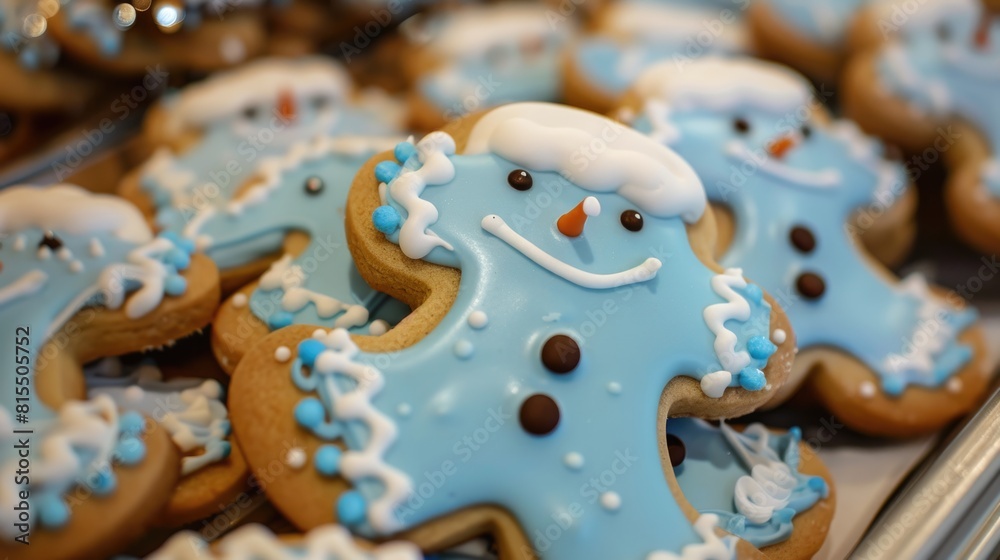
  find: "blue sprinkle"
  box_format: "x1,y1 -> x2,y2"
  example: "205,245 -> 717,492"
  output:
744,283 -> 763,305
297,339 -> 326,367
219,441 -> 232,459
372,205 -> 402,234
295,398 -> 326,429
116,436 -> 146,465
268,311 -> 294,330
92,469 -> 116,496
809,477 -> 829,496
119,411 -> 145,436
219,419 -> 232,436
337,491 -> 367,525
165,247 -> 191,269
775,508 -> 795,523
394,141 -> 417,163
375,160 -> 402,184
738,367 -> 766,391
38,494 -> 70,528
314,445 -> 342,477
164,274 -> 187,296
746,336 -> 777,360
883,377 -> 905,396
789,426 -> 802,441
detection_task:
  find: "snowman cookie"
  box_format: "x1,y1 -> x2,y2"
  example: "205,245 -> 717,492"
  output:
120,57 -> 404,292
401,3 -> 575,131
85,353 -> 248,527
46,0 -> 266,75
843,0 -> 1000,254
205,134 -> 412,373
622,58 -> 991,437
228,102 -> 803,559
563,0 -> 753,114
0,185 -> 220,558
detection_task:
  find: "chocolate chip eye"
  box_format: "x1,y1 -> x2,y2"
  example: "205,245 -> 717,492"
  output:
507,169 -> 533,191
800,125 -> 812,139
620,210 -> 643,232
242,106 -> 259,120
936,23 -> 951,42
733,117 -> 751,134
39,232 -> 63,251
304,176 -> 324,195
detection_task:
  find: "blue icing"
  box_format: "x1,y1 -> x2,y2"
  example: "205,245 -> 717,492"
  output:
668,419 -> 827,548
764,0 -> 868,45
631,66 -> 977,395
195,144 -> 410,334
572,1 -> 751,100
286,106 -> 780,558
874,0 -> 1000,196
0,186 -> 192,537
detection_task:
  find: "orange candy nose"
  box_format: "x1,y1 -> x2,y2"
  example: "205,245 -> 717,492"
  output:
975,12 -> 993,48
277,89 -> 296,122
767,135 -> 797,159
557,196 -> 601,237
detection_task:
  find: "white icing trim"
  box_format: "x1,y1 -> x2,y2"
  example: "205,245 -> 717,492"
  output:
703,269 -> 753,376
827,120 -> 905,203
259,254 -> 370,328
0,185 -> 152,243
96,238 -> 176,320
634,57 -> 812,114
148,523 -> 421,559
422,3 -> 562,59
881,274 -> 965,383
646,513 -> 737,560
389,132 -> 457,259
481,215 -> 662,289
464,103 -> 706,222
724,141 -> 842,188
310,329 -> 413,534
602,1 -> 748,51
720,422 -> 794,525
0,270 -> 48,307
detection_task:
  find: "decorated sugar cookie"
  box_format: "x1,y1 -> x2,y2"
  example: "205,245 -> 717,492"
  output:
85,356 -> 248,526
564,0 -> 753,114
45,0 -> 267,75
0,185 -> 219,558
229,102 -> 804,559
120,57 -> 404,291
624,57 -> 991,437
402,3 -> 575,130
149,523 -> 421,559
203,135 -> 412,372
843,0 -> 1000,253
667,419 -> 833,556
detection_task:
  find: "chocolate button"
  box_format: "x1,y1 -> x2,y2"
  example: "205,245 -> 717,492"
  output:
519,394 -> 560,436
789,226 -> 816,253
796,272 -> 826,300
39,232 -> 63,251
541,335 -> 580,374
666,434 -> 686,467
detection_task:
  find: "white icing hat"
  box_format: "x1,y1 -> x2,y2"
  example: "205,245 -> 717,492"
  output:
633,56 -> 813,114
602,1 -> 748,51
423,3 -> 569,58
0,185 -> 152,243
465,102 -> 707,222
164,56 -> 351,134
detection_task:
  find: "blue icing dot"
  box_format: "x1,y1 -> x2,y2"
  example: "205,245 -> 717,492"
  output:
394,141 -> 417,163
161,232 -> 196,254
375,160 -> 402,184
744,283 -> 763,305
38,494 -> 70,528
295,398 -> 326,429
219,441 -> 232,459
164,247 -> 191,269
789,426 -> 802,441
738,367 -> 766,391
117,436 -> 146,465
297,339 -> 326,367
314,444 -> 342,477
119,411 -> 145,436
337,491 -> 367,526
268,311 -> 294,330
219,419 -> 232,436
372,205 -> 402,234
746,336 -> 777,360
92,469 -> 117,496
164,275 -> 187,296
809,477 -> 829,495
882,376 -> 905,396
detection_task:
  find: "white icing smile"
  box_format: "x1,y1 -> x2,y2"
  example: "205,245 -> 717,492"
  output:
725,141 -> 841,188
481,214 -> 662,289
